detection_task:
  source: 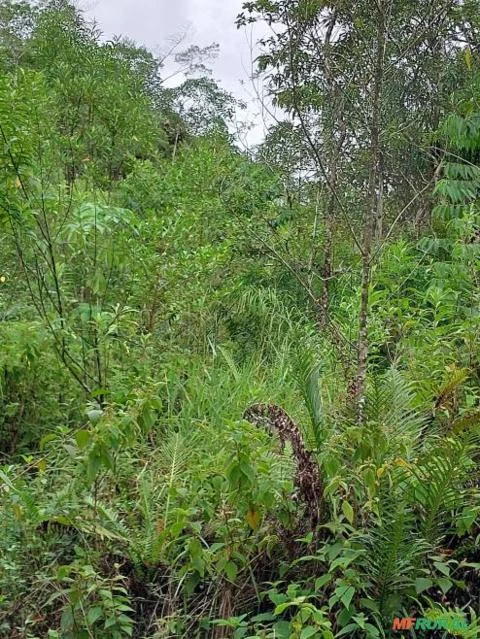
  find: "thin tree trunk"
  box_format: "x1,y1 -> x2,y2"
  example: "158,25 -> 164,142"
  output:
356,2 -> 387,422
318,122 -> 347,328
316,11 -> 345,329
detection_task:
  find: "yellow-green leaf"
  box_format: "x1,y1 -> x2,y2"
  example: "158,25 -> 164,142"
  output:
246,506 -> 261,530
342,500 -> 354,525
465,46 -> 473,70
75,430 -> 91,449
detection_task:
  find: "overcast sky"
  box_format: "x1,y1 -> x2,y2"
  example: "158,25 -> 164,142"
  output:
80,0 -> 271,145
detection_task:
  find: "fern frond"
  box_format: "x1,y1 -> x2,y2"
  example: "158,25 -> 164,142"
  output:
360,504 -> 429,617
433,365 -> 469,413
451,411 -> 480,451
127,426 -> 205,568
82,496 -> 131,542
260,449 -> 296,495
365,369 -> 429,461
155,426 -> 203,479
411,436 -> 477,544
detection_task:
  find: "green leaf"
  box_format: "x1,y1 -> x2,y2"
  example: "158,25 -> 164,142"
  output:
274,602 -> 295,615
75,430 -> 91,449
364,624 -> 381,638
352,614 -> 366,629
104,615 -> 117,629
251,612 -> 276,623
359,598 -> 380,614
60,608 -> 74,631
39,433 -> 58,450
273,620 -> 291,638
315,574 -> 332,591
86,408 -> 103,423
336,623 -> 359,637
225,561 -> 238,582
438,577 -> 453,594
415,578 -> 433,594
433,561 -> 450,577
87,606 -> 103,625
300,627 -> 318,639
340,586 -> 355,609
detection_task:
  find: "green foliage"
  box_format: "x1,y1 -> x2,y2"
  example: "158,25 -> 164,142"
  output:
1,2 -> 480,639
48,553 -> 134,639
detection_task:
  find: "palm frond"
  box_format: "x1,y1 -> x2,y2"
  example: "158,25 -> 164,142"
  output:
289,328 -> 326,449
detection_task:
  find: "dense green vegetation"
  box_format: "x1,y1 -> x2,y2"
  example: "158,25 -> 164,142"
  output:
1,1 -> 480,637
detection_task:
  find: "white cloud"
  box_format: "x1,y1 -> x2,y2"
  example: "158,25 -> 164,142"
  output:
81,0 -> 272,146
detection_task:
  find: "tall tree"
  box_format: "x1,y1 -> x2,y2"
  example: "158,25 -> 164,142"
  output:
238,0 -> 479,415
